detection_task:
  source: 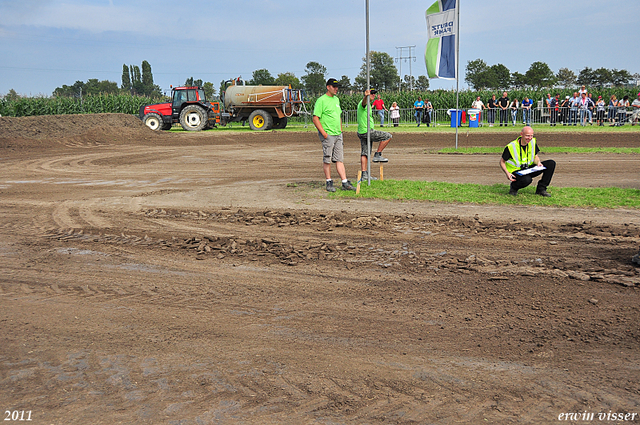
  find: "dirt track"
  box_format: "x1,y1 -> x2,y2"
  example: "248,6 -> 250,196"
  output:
1,114 -> 639,424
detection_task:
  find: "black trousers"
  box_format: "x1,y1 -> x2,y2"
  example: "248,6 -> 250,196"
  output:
499,109 -> 508,125
511,159 -> 556,192
487,109 -> 496,123
559,107 -> 568,123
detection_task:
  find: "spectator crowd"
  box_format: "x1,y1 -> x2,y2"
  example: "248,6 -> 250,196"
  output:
358,87 -> 640,127
466,86 -> 640,127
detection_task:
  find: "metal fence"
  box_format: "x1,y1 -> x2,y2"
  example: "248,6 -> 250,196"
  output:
286,105 -> 638,128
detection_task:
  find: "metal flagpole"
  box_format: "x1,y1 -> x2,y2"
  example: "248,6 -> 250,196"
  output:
366,0 -> 371,184
455,0 -> 460,150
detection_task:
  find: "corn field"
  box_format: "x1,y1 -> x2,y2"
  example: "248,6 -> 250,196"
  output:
0,94 -> 163,117
1,88 -> 637,118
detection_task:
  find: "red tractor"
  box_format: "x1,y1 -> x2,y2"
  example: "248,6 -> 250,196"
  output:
139,86 -> 221,131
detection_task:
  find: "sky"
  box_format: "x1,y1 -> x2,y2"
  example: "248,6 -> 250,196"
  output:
1,0 -> 638,97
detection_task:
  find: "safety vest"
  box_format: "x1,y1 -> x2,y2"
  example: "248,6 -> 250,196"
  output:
505,137 -> 536,174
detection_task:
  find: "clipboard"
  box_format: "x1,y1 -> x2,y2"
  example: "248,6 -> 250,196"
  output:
514,165 -> 546,176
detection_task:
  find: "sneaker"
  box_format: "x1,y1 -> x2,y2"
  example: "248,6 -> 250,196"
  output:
360,171 -> 378,181
536,189 -> 551,197
341,180 -> 356,191
372,152 -> 389,163
509,188 -> 518,196
326,180 -> 336,192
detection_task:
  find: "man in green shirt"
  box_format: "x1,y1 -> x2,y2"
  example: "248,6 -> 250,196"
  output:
357,89 -> 392,181
312,78 -> 355,192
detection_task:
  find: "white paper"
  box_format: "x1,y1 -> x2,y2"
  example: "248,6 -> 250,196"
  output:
515,165 -> 546,176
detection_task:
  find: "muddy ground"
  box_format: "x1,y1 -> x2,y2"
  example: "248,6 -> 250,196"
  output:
1,114 -> 639,424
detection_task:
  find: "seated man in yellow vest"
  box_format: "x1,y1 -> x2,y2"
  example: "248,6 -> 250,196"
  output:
499,126 -> 556,197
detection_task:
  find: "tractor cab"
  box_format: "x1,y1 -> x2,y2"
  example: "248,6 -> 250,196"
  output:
171,87 -> 206,115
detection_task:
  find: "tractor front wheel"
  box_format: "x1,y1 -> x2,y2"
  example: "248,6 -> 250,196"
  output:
179,105 -> 207,131
248,110 -> 273,131
143,113 -> 163,131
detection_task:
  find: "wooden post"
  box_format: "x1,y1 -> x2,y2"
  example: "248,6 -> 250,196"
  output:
356,170 -> 362,194
379,164 -> 384,181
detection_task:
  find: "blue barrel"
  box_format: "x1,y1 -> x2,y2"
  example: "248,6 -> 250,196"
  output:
450,109 -> 462,127
468,109 -> 480,128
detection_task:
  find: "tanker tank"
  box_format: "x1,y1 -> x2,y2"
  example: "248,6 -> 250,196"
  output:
224,84 -> 290,110
219,78 -> 308,130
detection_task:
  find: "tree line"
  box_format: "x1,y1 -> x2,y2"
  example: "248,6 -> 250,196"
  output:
465,59 -> 638,91
241,52 -> 429,97
52,60 -> 162,98
12,52 -> 427,101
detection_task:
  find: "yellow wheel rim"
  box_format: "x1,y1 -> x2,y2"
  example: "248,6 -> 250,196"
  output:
252,115 -> 265,128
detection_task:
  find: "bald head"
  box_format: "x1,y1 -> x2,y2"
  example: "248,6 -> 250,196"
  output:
520,126 -> 534,145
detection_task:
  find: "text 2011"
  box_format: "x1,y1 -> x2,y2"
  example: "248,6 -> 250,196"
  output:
4,411 -> 32,421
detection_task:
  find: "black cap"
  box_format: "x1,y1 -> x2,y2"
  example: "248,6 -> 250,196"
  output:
369,89 -> 377,94
326,78 -> 341,87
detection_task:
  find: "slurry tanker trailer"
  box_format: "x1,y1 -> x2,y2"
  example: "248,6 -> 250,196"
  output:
139,77 -> 308,131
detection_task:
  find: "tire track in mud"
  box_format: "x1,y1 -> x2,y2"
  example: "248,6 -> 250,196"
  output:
39,207 -> 640,288
3,214 -> 640,423
2,287 -> 636,425
22,147 -> 172,175
15,207 -> 639,352
3,201 -> 640,351
2,330 -> 636,424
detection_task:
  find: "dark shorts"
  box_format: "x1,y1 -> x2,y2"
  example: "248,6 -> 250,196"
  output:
357,130 -> 392,156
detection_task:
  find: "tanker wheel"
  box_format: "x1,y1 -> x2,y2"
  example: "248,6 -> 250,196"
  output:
179,105 -> 207,131
143,113 -> 163,131
272,117 -> 288,129
248,109 -> 273,131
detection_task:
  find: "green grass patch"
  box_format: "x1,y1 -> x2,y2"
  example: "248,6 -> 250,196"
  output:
332,180 -> 640,209
438,146 -> 640,154
166,121 -> 640,134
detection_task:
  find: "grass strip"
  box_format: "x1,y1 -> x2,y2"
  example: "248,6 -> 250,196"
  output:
168,124 -> 640,134
333,180 -> 640,209
438,146 -> 640,154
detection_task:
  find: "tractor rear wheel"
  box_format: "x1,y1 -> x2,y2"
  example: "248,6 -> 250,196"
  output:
272,117 -> 288,129
179,105 -> 207,131
143,113 -> 163,131
248,110 -> 273,131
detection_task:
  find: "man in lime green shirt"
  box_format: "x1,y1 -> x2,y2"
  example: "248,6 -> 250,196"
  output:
357,89 -> 392,181
312,78 -> 355,192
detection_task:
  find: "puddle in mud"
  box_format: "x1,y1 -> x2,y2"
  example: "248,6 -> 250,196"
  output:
56,248 -> 108,256
105,263 -> 191,276
55,248 -> 190,276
